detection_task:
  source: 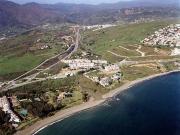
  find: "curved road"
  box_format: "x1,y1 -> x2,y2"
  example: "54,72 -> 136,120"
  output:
2,26 -> 80,91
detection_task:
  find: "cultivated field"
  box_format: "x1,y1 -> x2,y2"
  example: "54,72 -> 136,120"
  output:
0,26 -> 73,80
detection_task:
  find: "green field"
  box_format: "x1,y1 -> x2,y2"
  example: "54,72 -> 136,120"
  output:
139,46 -> 171,56
111,47 -> 140,57
0,54 -> 48,76
0,26 -> 71,80
0,21 -> 177,80
101,52 -> 124,63
121,65 -> 162,81
82,21 -> 174,60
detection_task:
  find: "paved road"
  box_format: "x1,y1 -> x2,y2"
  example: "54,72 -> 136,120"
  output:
12,45 -> 75,82
6,75 -> 67,91
2,26 -> 179,91
2,26 -> 80,91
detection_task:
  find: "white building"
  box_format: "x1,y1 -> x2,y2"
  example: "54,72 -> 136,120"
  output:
175,62 -> 180,67
111,73 -> 122,81
99,77 -> 112,87
92,60 -> 108,64
69,63 -> 95,70
62,59 -> 91,64
62,59 -> 108,70
0,96 -> 20,123
171,48 -> 180,56
83,24 -> 116,31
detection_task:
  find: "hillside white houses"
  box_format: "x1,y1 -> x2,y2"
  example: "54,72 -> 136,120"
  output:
142,24 -> 180,47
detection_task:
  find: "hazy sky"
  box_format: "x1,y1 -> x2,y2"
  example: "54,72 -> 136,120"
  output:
10,0 -> 132,5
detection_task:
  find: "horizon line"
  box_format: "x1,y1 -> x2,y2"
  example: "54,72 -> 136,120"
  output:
5,0 -> 135,5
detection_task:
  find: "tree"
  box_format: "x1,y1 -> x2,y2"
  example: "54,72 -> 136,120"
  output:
0,109 -> 15,135
0,109 -> 6,125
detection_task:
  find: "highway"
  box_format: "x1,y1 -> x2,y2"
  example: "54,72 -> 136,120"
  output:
1,26 -> 80,91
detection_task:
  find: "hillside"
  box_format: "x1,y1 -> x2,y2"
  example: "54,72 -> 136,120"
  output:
0,1 -> 63,26
0,24 -> 73,81
82,20 -> 178,63
0,0 -> 179,33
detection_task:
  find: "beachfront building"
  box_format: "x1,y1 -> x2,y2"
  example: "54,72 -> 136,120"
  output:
84,71 -> 122,87
111,72 -> 122,81
0,96 -> 20,123
99,77 -> 112,87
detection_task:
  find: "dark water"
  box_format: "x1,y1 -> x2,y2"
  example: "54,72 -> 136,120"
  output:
36,72 -> 180,135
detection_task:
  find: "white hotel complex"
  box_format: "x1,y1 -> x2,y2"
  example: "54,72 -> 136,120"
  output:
62,59 -> 108,70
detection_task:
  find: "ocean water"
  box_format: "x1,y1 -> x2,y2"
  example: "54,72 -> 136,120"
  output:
36,72 -> 180,135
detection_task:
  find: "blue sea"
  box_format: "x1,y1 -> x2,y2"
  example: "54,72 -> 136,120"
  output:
36,72 -> 180,135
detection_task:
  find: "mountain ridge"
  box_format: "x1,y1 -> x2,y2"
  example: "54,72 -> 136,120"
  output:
0,0 -> 179,31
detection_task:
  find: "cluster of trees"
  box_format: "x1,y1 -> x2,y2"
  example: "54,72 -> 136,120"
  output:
20,101 -> 55,118
6,76 -> 90,119
82,92 -> 90,102
0,109 -> 15,135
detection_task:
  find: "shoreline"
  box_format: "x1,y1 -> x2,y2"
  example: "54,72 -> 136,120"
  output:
15,70 -> 180,135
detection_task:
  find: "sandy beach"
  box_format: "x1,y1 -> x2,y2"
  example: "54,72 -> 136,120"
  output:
15,70 -> 180,135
